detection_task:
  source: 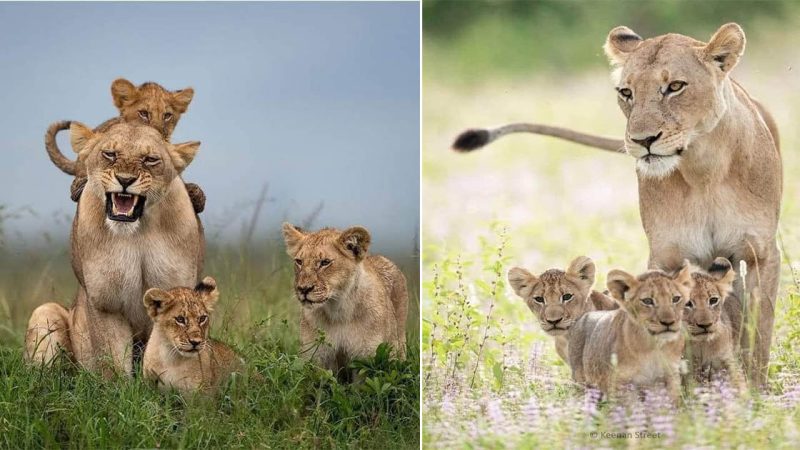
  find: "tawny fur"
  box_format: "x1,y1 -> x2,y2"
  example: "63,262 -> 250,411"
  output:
508,256 -> 616,363
24,302 -> 72,365
142,277 -> 243,394
282,223 -> 408,375
24,122 -> 204,377
568,263 -> 694,402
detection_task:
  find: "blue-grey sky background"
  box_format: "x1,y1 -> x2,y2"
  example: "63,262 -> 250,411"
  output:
0,2 -> 419,255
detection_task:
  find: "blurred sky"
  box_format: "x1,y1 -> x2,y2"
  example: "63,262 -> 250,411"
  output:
0,2 -> 419,255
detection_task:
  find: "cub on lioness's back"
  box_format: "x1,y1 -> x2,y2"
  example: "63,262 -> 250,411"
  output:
568,262 -> 694,402
507,256 -> 616,363
142,277 -> 243,394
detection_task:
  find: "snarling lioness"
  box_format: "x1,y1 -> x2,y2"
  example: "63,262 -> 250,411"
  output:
454,23 -> 781,385
25,121 -> 204,376
282,223 -> 408,378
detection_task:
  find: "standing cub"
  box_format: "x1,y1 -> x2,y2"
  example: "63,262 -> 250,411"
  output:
282,223 -> 408,377
684,257 -> 745,389
142,277 -> 243,394
568,262 -> 694,402
507,256 -> 616,362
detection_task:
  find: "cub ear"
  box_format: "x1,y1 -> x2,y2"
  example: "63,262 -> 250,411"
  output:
673,259 -> 695,289
282,222 -> 306,256
606,269 -> 637,302
338,226 -> 371,261
603,26 -> 643,67
195,276 -> 219,309
171,87 -> 195,114
590,290 -> 619,311
70,122 -> 96,154
703,23 -> 745,73
143,288 -> 173,319
507,267 -> 537,298
111,78 -> 138,109
566,256 -> 595,290
168,141 -> 200,172
709,256 -> 736,289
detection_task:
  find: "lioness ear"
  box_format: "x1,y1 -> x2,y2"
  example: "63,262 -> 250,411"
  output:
111,78 -> 138,109
171,87 -> 195,114
604,26 -> 643,67
143,288 -> 173,318
703,23 -> 745,73
168,141 -> 200,172
673,259 -> 695,289
566,256 -> 595,290
339,226 -> 371,261
70,122 -> 95,154
195,276 -> 219,309
508,267 -> 537,298
282,222 -> 306,256
709,256 -> 736,290
606,269 -> 637,302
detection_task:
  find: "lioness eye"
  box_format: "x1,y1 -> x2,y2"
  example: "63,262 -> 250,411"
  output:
641,298 -> 654,306
198,315 -> 208,324
709,297 -> 720,306
163,112 -> 173,121
533,296 -> 545,304
666,81 -> 687,93
617,87 -> 632,99
138,110 -> 150,121
294,259 -> 302,267
561,293 -> 573,302
144,156 -> 160,166
319,259 -> 332,268
175,316 -> 186,325
672,296 -> 682,304
685,300 -> 695,309
102,151 -> 116,162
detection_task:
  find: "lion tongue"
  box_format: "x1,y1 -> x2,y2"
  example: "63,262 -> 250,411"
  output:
112,193 -> 136,215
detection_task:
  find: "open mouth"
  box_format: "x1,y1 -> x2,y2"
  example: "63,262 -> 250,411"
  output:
105,193 -> 145,222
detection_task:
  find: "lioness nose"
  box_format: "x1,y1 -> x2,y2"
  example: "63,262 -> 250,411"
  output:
546,317 -> 562,325
298,285 -> 314,296
631,132 -> 662,150
116,175 -> 136,189
660,319 -> 676,327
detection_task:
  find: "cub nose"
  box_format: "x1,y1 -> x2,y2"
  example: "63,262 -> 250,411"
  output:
660,319 -> 676,327
631,132 -> 663,150
189,339 -> 202,348
298,285 -> 314,296
116,175 -> 136,189
546,317 -> 562,325
697,322 -> 713,330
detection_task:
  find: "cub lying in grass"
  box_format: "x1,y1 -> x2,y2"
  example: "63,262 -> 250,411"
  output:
508,256 -> 616,363
568,262 -> 693,402
142,277 -> 243,394
684,257 -> 746,390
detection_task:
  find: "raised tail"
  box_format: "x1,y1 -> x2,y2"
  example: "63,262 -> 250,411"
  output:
452,123 -> 626,153
45,120 -> 77,175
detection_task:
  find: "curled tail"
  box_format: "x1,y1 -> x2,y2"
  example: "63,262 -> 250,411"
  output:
45,120 -> 77,175
452,123 -> 626,153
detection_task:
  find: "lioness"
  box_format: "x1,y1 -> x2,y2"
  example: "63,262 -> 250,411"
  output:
282,223 -> 408,376
507,256 -> 616,362
24,121 -> 204,376
568,262 -> 693,402
454,23 -> 781,385
684,257 -> 745,390
45,78 -> 206,213
142,277 -> 243,393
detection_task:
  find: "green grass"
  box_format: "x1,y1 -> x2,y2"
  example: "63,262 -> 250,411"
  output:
0,244 -> 420,449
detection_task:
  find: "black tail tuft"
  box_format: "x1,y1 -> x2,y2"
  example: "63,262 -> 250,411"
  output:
452,129 -> 490,152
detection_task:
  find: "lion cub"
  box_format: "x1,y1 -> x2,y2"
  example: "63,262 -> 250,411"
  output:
568,262 -> 694,402
684,257 -> 745,389
282,223 -> 408,378
45,78 -> 206,212
142,277 -> 243,394
508,256 -> 616,362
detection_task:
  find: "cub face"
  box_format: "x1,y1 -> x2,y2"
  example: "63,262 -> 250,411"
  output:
143,277 -> 219,357
282,223 -> 371,310
607,261 -> 694,342
685,257 -> 736,341
508,256 -> 596,336
111,78 -> 194,139
70,121 -> 199,230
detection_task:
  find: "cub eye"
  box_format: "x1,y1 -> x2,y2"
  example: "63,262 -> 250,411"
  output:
672,296 -> 682,304
294,259 -> 302,267
641,298 -> 655,306
138,110 -> 150,121
163,112 -> 173,121
685,300 -> 695,309
561,293 -> 573,302
175,316 -> 186,325
102,151 -> 116,162
617,87 -> 632,100
665,81 -> 687,94
198,315 -> 208,324
709,297 -> 720,306
319,259 -> 332,268
533,296 -> 545,304
144,156 -> 160,166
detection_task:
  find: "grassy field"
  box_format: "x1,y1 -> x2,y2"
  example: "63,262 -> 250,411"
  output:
421,20 -> 800,449
0,237 -> 420,448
